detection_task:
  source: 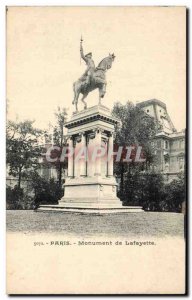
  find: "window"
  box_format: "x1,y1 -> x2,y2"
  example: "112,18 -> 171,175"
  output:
157,140 -> 161,148
165,140 -> 169,149
180,139 -> 184,149
172,140 -> 178,150
178,156 -> 184,170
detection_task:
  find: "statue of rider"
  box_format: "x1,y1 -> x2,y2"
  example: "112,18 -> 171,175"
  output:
80,39 -> 95,86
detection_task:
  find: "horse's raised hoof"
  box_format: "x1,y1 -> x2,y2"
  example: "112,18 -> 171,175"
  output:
84,105 -> 87,110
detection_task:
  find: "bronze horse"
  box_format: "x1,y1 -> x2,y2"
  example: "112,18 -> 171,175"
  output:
72,54 -> 115,112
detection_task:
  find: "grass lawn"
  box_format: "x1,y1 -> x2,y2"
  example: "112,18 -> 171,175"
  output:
6,210 -> 184,238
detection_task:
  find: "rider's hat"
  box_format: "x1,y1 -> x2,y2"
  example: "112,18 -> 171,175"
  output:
85,52 -> 92,57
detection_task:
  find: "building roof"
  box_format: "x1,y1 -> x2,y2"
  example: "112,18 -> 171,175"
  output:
155,130 -> 185,139
136,99 -> 167,110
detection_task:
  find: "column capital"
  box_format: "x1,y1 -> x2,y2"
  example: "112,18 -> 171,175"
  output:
78,131 -> 86,137
102,136 -> 108,144
108,131 -> 114,137
95,128 -> 105,134
67,135 -> 73,141
75,134 -> 82,144
87,131 -> 96,143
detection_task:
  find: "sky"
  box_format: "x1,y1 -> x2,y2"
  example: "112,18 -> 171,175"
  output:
7,6 -> 186,131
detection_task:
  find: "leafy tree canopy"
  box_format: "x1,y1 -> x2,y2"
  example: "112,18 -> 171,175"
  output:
112,101 -> 156,147
6,120 -> 43,187
112,101 -> 157,178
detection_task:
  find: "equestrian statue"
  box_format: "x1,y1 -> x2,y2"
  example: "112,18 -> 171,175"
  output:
72,37 -> 115,112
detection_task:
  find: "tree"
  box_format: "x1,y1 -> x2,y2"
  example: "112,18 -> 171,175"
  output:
121,170 -> 185,212
112,101 -> 157,198
141,172 -> 165,211
6,185 -> 24,209
159,173 -> 185,212
6,120 -> 43,189
52,106 -> 68,187
29,172 -> 64,208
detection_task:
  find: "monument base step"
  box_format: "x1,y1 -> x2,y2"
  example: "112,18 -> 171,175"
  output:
59,198 -> 123,208
36,205 -> 143,214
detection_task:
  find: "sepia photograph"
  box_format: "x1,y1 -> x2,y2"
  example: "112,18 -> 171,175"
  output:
6,6 -> 186,295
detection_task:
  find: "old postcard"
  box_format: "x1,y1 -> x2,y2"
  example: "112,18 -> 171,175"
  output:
6,6 -> 186,294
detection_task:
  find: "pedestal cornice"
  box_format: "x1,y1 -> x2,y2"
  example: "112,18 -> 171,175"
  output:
65,105 -> 120,129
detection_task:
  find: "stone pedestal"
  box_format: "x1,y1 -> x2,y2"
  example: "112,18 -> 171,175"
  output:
38,105 -> 143,213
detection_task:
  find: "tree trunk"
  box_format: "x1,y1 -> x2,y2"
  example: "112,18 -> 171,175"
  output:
18,166 -> 22,189
58,164 -> 62,188
120,163 -> 124,194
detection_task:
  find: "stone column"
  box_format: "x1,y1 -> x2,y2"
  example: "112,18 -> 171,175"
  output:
108,133 -> 114,177
80,133 -> 87,177
101,136 -> 108,176
68,137 -> 74,177
94,129 -> 102,176
74,135 -> 81,177
87,132 -> 95,177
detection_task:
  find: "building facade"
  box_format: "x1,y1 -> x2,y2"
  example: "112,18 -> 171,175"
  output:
137,99 -> 185,181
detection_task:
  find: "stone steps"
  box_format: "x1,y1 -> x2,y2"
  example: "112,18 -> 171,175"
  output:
37,205 -> 143,214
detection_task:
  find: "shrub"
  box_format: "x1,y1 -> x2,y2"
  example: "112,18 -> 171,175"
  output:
30,173 -> 64,209
159,175 -> 185,212
6,185 -> 24,209
120,171 -> 185,212
6,174 -> 64,210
